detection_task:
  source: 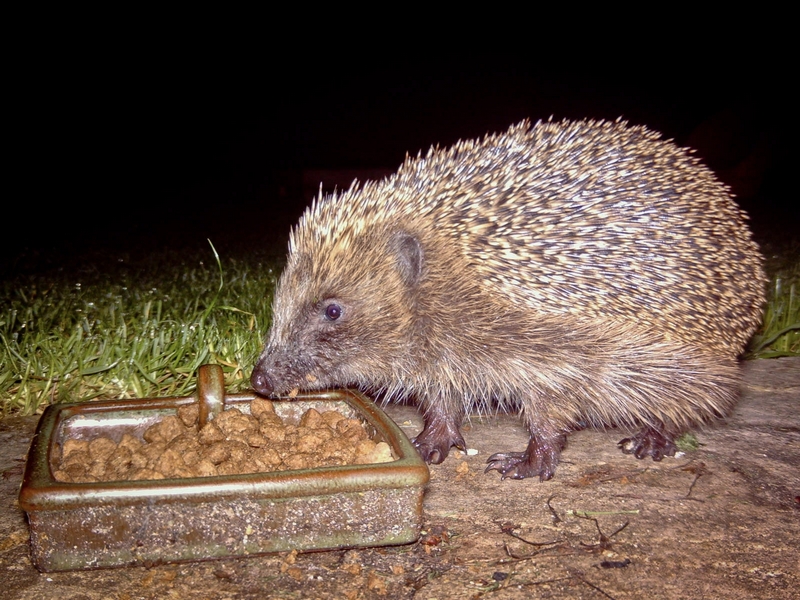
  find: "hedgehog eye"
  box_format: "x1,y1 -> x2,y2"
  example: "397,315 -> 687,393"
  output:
324,303 -> 343,321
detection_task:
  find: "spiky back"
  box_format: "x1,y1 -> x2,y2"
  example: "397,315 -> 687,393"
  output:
290,119 -> 765,358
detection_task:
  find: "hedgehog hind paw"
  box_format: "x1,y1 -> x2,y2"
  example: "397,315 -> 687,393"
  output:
485,452 -> 536,480
486,433 -> 567,481
618,427 -> 678,461
485,451 -> 559,481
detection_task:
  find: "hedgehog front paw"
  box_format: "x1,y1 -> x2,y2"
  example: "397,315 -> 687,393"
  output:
618,426 -> 677,461
412,438 -> 454,464
412,418 -> 466,464
412,432 -> 466,464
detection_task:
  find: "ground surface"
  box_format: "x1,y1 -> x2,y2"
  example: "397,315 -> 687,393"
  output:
1,357 -> 798,599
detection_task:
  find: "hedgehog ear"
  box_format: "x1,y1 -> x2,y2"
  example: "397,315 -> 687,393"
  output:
390,231 -> 424,288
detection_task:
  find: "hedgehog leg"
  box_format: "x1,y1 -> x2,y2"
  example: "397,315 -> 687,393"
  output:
485,429 -> 567,481
412,405 -> 467,464
617,426 -> 678,461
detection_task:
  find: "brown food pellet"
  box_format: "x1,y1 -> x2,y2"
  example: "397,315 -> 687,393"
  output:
61,438 -> 89,461
214,410 -> 255,436
130,468 -> 165,481
53,405 -> 396,482
250,396 -> 275,419
203,441 -> 232,465
194,459 -> 218,477
252,447 -> 282,470
143,415 -> 185,444
119,433 -> 144,455
182,448 -> 202,467
61,449 -> 90,469
299,407 -> 324,429
177,403 -> 199,427
88,437 -> 117,463
88,460 -> 107,479
155,448 -> 188,478
321,410 -> 345,428
141,441 -> 168,467
106,446 -> 134,479
198,422 -> 225,445
246,431 -> 268,448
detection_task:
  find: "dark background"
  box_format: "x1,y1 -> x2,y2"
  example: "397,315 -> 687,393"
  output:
7,58 -> 794,270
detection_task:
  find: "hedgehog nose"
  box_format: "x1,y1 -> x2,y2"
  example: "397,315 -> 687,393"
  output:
251,366 -> 275,397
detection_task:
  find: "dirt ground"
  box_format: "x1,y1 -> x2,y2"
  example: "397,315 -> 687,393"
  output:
1,357 -> 798,599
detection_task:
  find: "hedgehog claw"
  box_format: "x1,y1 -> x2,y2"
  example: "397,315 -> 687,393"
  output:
618,427 -> 678,461
486,433 -> 567,481
485,452 -> 531,480
485,451 -> 558,481
412,415 -> 466,465
412,436 -> 465,464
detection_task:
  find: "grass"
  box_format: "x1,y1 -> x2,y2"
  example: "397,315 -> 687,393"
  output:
0,242 -> 278,416
747,241 -> 800,358
1,240 -> 798,417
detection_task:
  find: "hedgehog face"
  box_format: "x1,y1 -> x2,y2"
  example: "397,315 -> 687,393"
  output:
251,230 -> 422,397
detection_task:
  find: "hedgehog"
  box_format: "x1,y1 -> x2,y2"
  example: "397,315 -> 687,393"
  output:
251,118 -> 766,481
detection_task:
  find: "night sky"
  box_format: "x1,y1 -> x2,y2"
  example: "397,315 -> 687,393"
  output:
9,60 -> 793,266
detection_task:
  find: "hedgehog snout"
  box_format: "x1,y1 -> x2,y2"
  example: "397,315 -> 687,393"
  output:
251,360 -> 276,396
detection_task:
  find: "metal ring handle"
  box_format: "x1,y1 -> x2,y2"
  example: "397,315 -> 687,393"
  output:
196,364 -> 225,428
